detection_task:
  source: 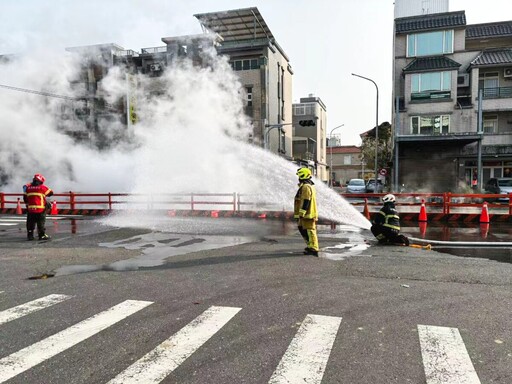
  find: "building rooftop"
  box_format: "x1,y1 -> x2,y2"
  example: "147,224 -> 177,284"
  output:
395,11 -> 466,34
471,48 -> 512,66
466,21 -> 512,39
194,7 -> 273,42
403,56 -> 461,72
327,146 -> 361,154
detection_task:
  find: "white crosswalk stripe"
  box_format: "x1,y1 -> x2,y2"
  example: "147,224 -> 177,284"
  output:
0,294 -> 70,325
0,293 -> 485,383
0,299 -> 153,383
107,305 -> 241,384
0,216 -> 25,226
418,324 -> 481,384
268,314 -> 342,384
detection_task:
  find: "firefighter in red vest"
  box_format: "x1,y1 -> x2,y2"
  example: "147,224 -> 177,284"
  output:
23,174 -> 53,241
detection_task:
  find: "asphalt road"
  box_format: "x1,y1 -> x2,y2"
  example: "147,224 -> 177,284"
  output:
1,214 -> 511,383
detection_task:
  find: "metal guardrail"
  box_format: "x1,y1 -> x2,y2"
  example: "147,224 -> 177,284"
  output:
342,192 -> 512,215
0,192 -> 278,212
1,191 -> 512,214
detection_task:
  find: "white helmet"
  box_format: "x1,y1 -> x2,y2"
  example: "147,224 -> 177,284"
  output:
382,194 -> 396,203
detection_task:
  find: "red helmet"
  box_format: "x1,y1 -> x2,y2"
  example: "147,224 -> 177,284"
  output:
33,174 -> 45,183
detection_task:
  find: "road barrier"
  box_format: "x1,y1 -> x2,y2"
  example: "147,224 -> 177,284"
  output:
2,191 -> 512,222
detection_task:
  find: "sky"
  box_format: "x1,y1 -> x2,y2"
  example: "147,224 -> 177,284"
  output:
0,0 -> 511,146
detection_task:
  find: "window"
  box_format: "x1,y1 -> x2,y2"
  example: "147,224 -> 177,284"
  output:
411,71 -> 451,99
245,87 -> 253,107
229,59 -> 260,71
410,115 -> 450,135
343,155 -> 351,165
483,115 -> 498,133
479,72 -> 499,98
293,105 -> 305,115
407,30 -> 453,57
293,103 -> 316,116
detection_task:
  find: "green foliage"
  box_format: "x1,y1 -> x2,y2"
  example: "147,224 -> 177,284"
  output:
360,122 -> 392,172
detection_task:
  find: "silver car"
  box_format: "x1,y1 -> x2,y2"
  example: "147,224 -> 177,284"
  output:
484,177 -> 512,201
346,178 -> 366,193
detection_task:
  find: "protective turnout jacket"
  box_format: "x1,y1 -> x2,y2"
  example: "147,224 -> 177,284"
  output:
23,183 -> 53,214
294,180 -> 318,220
374,202 -> 400,231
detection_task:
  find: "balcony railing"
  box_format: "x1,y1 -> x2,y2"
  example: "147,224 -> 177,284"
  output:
481,87 -> 512,99
411,90 -> 451,101
141,46 -> 167,54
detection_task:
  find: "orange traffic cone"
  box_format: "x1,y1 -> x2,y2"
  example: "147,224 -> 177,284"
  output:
418,199 -> 427,222
480,202 -> 490,224
51,201 -> 58,215
419,221 -> 427,238
16,198 -> 22,215
363,198 -> 370,220
480,223 -> 490,239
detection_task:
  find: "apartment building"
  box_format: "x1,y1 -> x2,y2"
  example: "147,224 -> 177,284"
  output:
60,7 -> 293,156
292,95 -> 327,181
195,7 -> 294,158
393,5 -> 512,192
326,146 -> 364,186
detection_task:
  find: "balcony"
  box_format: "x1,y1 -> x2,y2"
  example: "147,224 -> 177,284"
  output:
396,131 -> 481,144
141,46 -> 167,54
410,90 -> 451,102
481,87 -> 512,99
480,87 -> 512,112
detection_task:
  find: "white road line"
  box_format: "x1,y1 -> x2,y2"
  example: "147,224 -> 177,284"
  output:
418,325 -> 481,384
107,305 -> 241,384
0,294 -> 71,325
268,314 -> 342,384
0,223 -> 17,226
0,299 -> 152,383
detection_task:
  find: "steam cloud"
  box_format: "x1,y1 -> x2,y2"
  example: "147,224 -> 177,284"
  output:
0,42 -> 370,229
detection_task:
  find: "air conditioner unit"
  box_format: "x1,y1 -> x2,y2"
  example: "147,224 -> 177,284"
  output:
457,74 -> 469,87
149,63 -> 162,72
504,68 -> 512,78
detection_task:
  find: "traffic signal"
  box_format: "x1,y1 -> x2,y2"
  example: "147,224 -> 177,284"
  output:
299,120 -> 315,126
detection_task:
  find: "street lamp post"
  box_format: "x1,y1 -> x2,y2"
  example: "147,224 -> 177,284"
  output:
352,73 -> 379,192
264,123 -> 291,151
329,124 -> 344,187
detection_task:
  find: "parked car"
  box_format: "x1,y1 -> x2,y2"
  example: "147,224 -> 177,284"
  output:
365,179 -> 383,193
346,178 -> 366,194
484,177 -> 512,201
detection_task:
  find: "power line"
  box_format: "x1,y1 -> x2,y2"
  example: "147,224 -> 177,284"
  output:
0,83 -> 118,111
0,83 -> 82,102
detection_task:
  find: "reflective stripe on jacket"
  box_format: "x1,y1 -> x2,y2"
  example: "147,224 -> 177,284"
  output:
375,203 -> 400,231
24,184 -> 53,213
293,182 -> 318,220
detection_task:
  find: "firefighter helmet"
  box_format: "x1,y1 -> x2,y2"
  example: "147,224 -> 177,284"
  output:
33,174 -> 45,183
296,167 -> 312,180
382,194 -> 396,203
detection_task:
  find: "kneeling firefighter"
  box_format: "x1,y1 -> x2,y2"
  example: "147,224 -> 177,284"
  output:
294,168 -> 319,256
371,194 -> 409,245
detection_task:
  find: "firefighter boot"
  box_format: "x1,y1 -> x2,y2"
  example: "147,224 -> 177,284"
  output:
39,234 -> 51,241
27,231 -> 34,241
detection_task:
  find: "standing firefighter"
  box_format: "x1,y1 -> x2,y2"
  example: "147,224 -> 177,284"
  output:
371,194 -> 409,245
294,168 -> 319,256
23,173 -> 53,241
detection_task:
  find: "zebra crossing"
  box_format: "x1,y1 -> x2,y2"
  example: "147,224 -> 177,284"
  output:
0,293 -> 482,383
0,215 -> 65,227
0,216 -> 25,227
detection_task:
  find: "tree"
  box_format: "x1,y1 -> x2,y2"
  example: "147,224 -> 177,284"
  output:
360,122 -> 392,177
